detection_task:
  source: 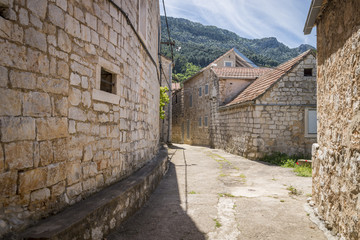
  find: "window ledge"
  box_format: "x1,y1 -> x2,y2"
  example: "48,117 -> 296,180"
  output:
305,133 -> 317,138
92,89 -> 120,105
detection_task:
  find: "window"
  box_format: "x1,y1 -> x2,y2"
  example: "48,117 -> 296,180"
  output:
189,94 -> 192,107
224,61 -> 233,67
205,84 -> 209,95
138,0 -> 147,41
92,57 -> 121,104
304,68 -> 312,76
198,117 -> 202,127
204,116 -> 208,127
100,68 -> 115,93
305,108 -> 317,137
198,87 -> 202,97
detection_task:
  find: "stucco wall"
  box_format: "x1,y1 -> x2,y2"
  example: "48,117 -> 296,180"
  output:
0,0 -> 160,236
219,78 -> 252,104
213,54 -> 317,159
312,0 -> 360,239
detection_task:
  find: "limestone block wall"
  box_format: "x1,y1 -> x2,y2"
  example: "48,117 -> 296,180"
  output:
0,0 -> 160,236
213,55 -> 317,159
160,56 -> 172,143
183,70 -> 213,146
312,0 -> 360,239
171,88 -> 184,143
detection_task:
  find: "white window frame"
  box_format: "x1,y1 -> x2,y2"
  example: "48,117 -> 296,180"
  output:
305,108 -> 317,138
93,57 -> 121,104
224,61 -> 233,67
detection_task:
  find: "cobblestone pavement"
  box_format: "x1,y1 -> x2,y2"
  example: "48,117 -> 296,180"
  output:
107,144 -> 326,240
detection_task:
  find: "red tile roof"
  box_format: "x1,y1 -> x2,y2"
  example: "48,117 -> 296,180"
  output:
184,48 -> 255,83
226,50 -> 314,106
211,67 -> 271,79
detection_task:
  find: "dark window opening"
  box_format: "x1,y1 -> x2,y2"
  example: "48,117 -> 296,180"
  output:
205,84 -> 209,95
100,68 -> 115,93
204,116 -> 208,127
304,68 -> 312,76
0,4 -> 10,19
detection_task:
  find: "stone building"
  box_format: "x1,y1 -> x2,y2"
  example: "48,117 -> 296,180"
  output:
171,83 -> 183,143
160,55 -> 172,143
174,48 -> 260,145
172,49 -> 317,159
0,0 -> 163,237
304,0 -> 360,239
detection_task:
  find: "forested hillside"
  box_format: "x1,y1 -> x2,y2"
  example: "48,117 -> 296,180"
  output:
160,16 -> 315,82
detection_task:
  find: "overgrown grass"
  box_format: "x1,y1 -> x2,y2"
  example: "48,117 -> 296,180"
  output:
259,152 -> 312,177
293,165 -> 312,177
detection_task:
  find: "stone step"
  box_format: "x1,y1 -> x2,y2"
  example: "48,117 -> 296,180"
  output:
21,147 -> 168,240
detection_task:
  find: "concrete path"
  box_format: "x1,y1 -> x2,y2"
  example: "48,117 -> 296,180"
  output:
107,144 -> 326,240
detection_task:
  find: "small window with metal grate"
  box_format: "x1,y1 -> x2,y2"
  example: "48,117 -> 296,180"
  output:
100,68 -> 115,94
304,68 -> 312,76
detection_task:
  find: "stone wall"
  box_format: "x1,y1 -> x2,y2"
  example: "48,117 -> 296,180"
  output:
312,0 -> 360,239
0,0 -> 160,236
160,56 -> 172,143
213,54 -> 317,159
171,88 -> 184,143
182,70 -> 214,146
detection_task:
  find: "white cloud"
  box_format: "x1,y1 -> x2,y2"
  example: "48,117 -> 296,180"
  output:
160,0 -> 316,48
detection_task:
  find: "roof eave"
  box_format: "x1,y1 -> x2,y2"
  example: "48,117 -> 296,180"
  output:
303,0 -> 323,35
219,100 -> 255,111
183,70 -> 203,84
218,76 -> 257,80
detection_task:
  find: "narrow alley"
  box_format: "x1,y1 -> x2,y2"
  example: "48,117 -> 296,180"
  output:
107,144 -> 326,240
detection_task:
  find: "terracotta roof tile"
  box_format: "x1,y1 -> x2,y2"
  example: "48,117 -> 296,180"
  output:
226,50 -> 313,106
184,48 -> 256,83
212,67 -> 271,79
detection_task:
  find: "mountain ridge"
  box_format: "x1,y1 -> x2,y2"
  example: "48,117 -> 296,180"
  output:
160,16 -> 315,76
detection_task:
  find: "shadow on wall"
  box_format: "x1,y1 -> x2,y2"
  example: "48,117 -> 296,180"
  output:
106,161 -> 206,240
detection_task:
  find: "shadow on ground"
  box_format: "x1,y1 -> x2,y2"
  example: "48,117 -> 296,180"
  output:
106,161 -> 205,240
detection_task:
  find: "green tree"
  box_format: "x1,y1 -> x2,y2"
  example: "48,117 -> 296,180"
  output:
160,86 -> 169,119
174,62 -> 201,83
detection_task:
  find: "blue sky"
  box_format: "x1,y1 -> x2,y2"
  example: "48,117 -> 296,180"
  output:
160,0 -> 316,49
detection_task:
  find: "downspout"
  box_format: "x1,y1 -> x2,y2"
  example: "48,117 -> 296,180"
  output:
167,62 -> 172,143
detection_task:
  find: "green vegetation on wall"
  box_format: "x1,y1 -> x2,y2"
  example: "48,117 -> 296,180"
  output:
160,86 -> 169,119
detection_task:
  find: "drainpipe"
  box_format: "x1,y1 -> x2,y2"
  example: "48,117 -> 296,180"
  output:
167,62 -> 172,143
